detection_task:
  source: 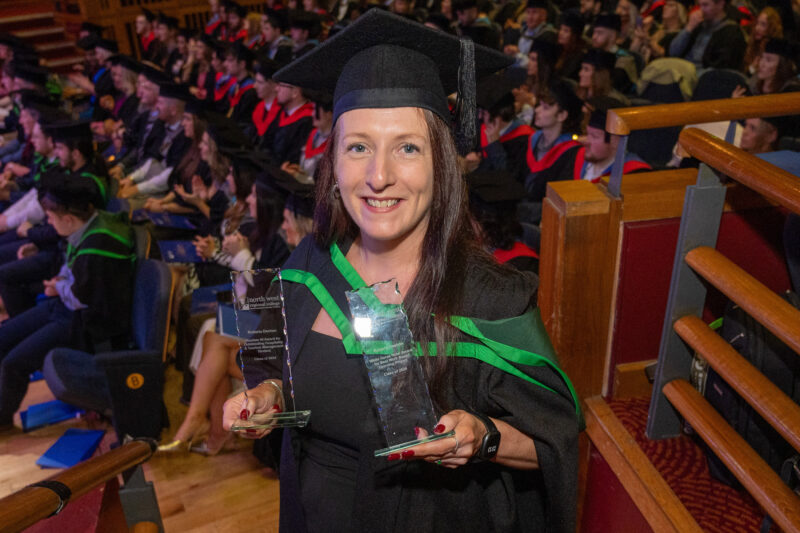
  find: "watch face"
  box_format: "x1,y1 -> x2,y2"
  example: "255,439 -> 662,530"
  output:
483,432 -> 501,458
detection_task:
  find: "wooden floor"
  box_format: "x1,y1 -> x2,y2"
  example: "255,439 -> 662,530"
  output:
0,365 -> 280,532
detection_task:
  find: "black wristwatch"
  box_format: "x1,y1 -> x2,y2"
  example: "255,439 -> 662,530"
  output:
471,412 -> 501,461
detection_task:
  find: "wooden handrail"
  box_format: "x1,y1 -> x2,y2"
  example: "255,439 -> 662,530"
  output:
585,397 -> 703,532
685,246 -> 800,355
674,315 -> 800,454
678,128 -> 800,215
663,379 -> 800,533
606,92 -> 800,135
0,439 -> 155,533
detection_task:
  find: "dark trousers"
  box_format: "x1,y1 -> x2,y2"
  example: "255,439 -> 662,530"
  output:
0,250 -> 59,317
0,297 -> 73,423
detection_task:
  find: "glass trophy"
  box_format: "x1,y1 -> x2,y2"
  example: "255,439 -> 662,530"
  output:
227,269 -> 310,430
345,280 -> 454,457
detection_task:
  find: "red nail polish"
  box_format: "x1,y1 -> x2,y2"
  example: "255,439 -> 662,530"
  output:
272,404 -> 282,413
387,453 -> 400,461
401,450 -> 415,459
434,424 -> 445,434
240,409 -> 250,420
246,429 -> 257,433
414,427 -> 420,438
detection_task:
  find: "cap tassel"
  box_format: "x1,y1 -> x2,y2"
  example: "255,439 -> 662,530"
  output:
454,37 -> 476,157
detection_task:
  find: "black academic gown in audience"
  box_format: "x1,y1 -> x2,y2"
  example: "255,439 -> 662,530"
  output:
228,77 -> 260,130
118,115 -> 167,172
91,68 -> 117,122
249,98 -> 283,154
115,94 -> 141,130
271,102 -> 314,164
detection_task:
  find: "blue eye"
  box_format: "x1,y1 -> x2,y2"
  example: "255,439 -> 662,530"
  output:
402,144 -> 419,154
348,143 -> 366,153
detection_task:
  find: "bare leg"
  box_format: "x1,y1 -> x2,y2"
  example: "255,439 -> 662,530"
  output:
173,331 -> 239,442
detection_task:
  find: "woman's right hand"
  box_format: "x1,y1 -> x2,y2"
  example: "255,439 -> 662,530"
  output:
222,380 -> 283,439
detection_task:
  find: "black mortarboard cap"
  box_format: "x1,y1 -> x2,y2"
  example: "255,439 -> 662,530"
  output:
77,35 -> 98,50
525,0 -> 549,10
594,12 -> 621,32
230,1 -> 248,18
227,41 -> 255,64
40,168 -> 99,211
109,54 -> 143,73
185,96 -> 204,116
587,95 -> 624,130
281,179 -> 315,219
466,170 -> 525,208
0,33 -> 24,48
764,38 -> 797,63
425,13 -> 454,33
13,49 -> 40,66
453,0 -> 478,11
158,82 -> 191,100
476,73 -> 517,112
13,62 -> 48,87
44,120 -> 93,144
255,58 -> 279,80
142,7 -> 156,22
543,79 -> 583,119
205,114 -> 252,151
157,12 -> 180,29
81,22 -> 105,35
762,114 -> 794,138
582,47 -> 617,71
288,10 -> 320,32
273,9 -> 513,154
530,38 -> 559,67
142,62 -> 168,84
18,89 -> 58,114
95,38 -> 119,53
178,28 -> 193,40
559,8 -> 584,35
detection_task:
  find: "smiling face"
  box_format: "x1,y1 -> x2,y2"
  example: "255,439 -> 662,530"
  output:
757,52 -> 779,81
334,107 -> 434,248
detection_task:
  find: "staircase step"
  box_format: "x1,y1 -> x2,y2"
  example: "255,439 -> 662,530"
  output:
13,26 -> 64,39
43,56 -> 82,68
0,11 -> 54,24
0,12 -> 55,33
35,40 -> 75,52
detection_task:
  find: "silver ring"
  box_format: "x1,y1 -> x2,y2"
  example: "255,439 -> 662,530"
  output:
452,435 -> 460,454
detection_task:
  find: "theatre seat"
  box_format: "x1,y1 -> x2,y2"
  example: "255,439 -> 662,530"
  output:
44,258 -> 172,440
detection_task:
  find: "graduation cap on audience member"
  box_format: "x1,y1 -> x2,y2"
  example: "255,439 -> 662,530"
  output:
425,13 -> 454,33
587,95 -> 624,131
288,10 -> 321,34
559,9 -> 584,35
582,47 -> 617,71
141,7 -> 157,22
466,170 -> 525,213
255,58 -> 279,80
39,168 -> 100,212
593,12 -> 621,32
95,38 -> 119,54
18,89 -> 59,114
524,0 -> 549,11
44,120 -> 93,145
279,174 -> 315,219
12,62 -> 49,87
227,41 -> 255,65
142,62 -> 168,84
77,35 -> 98,50
762,114 -> 794,139
542,79 -> 583,119
264,8 -> 289,31
109,54 -> 144,74
13,49 -> 41,66
452,0 -> 478,11
158,82 -> 191,101
178,28 -> 194,40
157,12 -> 180,30
273,9 -> 513,155
530,38 -> 559,67
764,38 -> 798,64
80,22 -> 105,36
476,73 -> 518,113
0,33 -> 23,48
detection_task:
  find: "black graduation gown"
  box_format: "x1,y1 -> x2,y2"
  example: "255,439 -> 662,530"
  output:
271,108 -> 314,165
116,94 -> 141,129
244,237 -> 581,533
229,85 -> 260,131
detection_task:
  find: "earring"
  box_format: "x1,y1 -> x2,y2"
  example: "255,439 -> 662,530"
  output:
332,182 -> 340,199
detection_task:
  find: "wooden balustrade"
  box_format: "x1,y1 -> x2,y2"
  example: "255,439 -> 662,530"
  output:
685,246 -> 800,355
674,315 -> 800,454
663,380 -> 800,533
606,92 -> 800,135
678,128 -> 800,215
0,440 -> 154,533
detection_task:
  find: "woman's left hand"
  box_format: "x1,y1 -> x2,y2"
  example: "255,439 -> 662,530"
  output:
388,410 -> 486,468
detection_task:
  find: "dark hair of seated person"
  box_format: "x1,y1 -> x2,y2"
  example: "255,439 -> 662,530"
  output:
39,194 -> 96,222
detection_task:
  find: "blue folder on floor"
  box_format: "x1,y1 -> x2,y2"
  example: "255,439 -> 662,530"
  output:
20,400 -> 83,432
158,240 -> 203,263
36,428 -> 105,468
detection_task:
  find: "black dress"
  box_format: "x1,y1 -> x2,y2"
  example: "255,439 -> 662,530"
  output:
245,237 -> 582,533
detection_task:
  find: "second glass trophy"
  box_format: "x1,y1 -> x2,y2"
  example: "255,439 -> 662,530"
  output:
228,269 -> 310,430
346,280 -> 454,457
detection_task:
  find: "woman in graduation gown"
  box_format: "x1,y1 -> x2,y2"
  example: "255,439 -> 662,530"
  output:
222,10 -> 581,533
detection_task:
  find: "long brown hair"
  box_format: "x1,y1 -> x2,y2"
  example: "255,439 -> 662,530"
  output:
313,108 -> 500,408
744,7 -> 783,69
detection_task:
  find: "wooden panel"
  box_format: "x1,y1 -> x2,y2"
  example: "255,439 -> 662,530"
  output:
685,246 -> 800,354
674,315 -> 800,454
663,380 -> 800,533
680,128 -> 800,216
584,396 -> 702,533
613,360 -> 655,399
607,92 -> 800,135
539,180 -> 619,401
